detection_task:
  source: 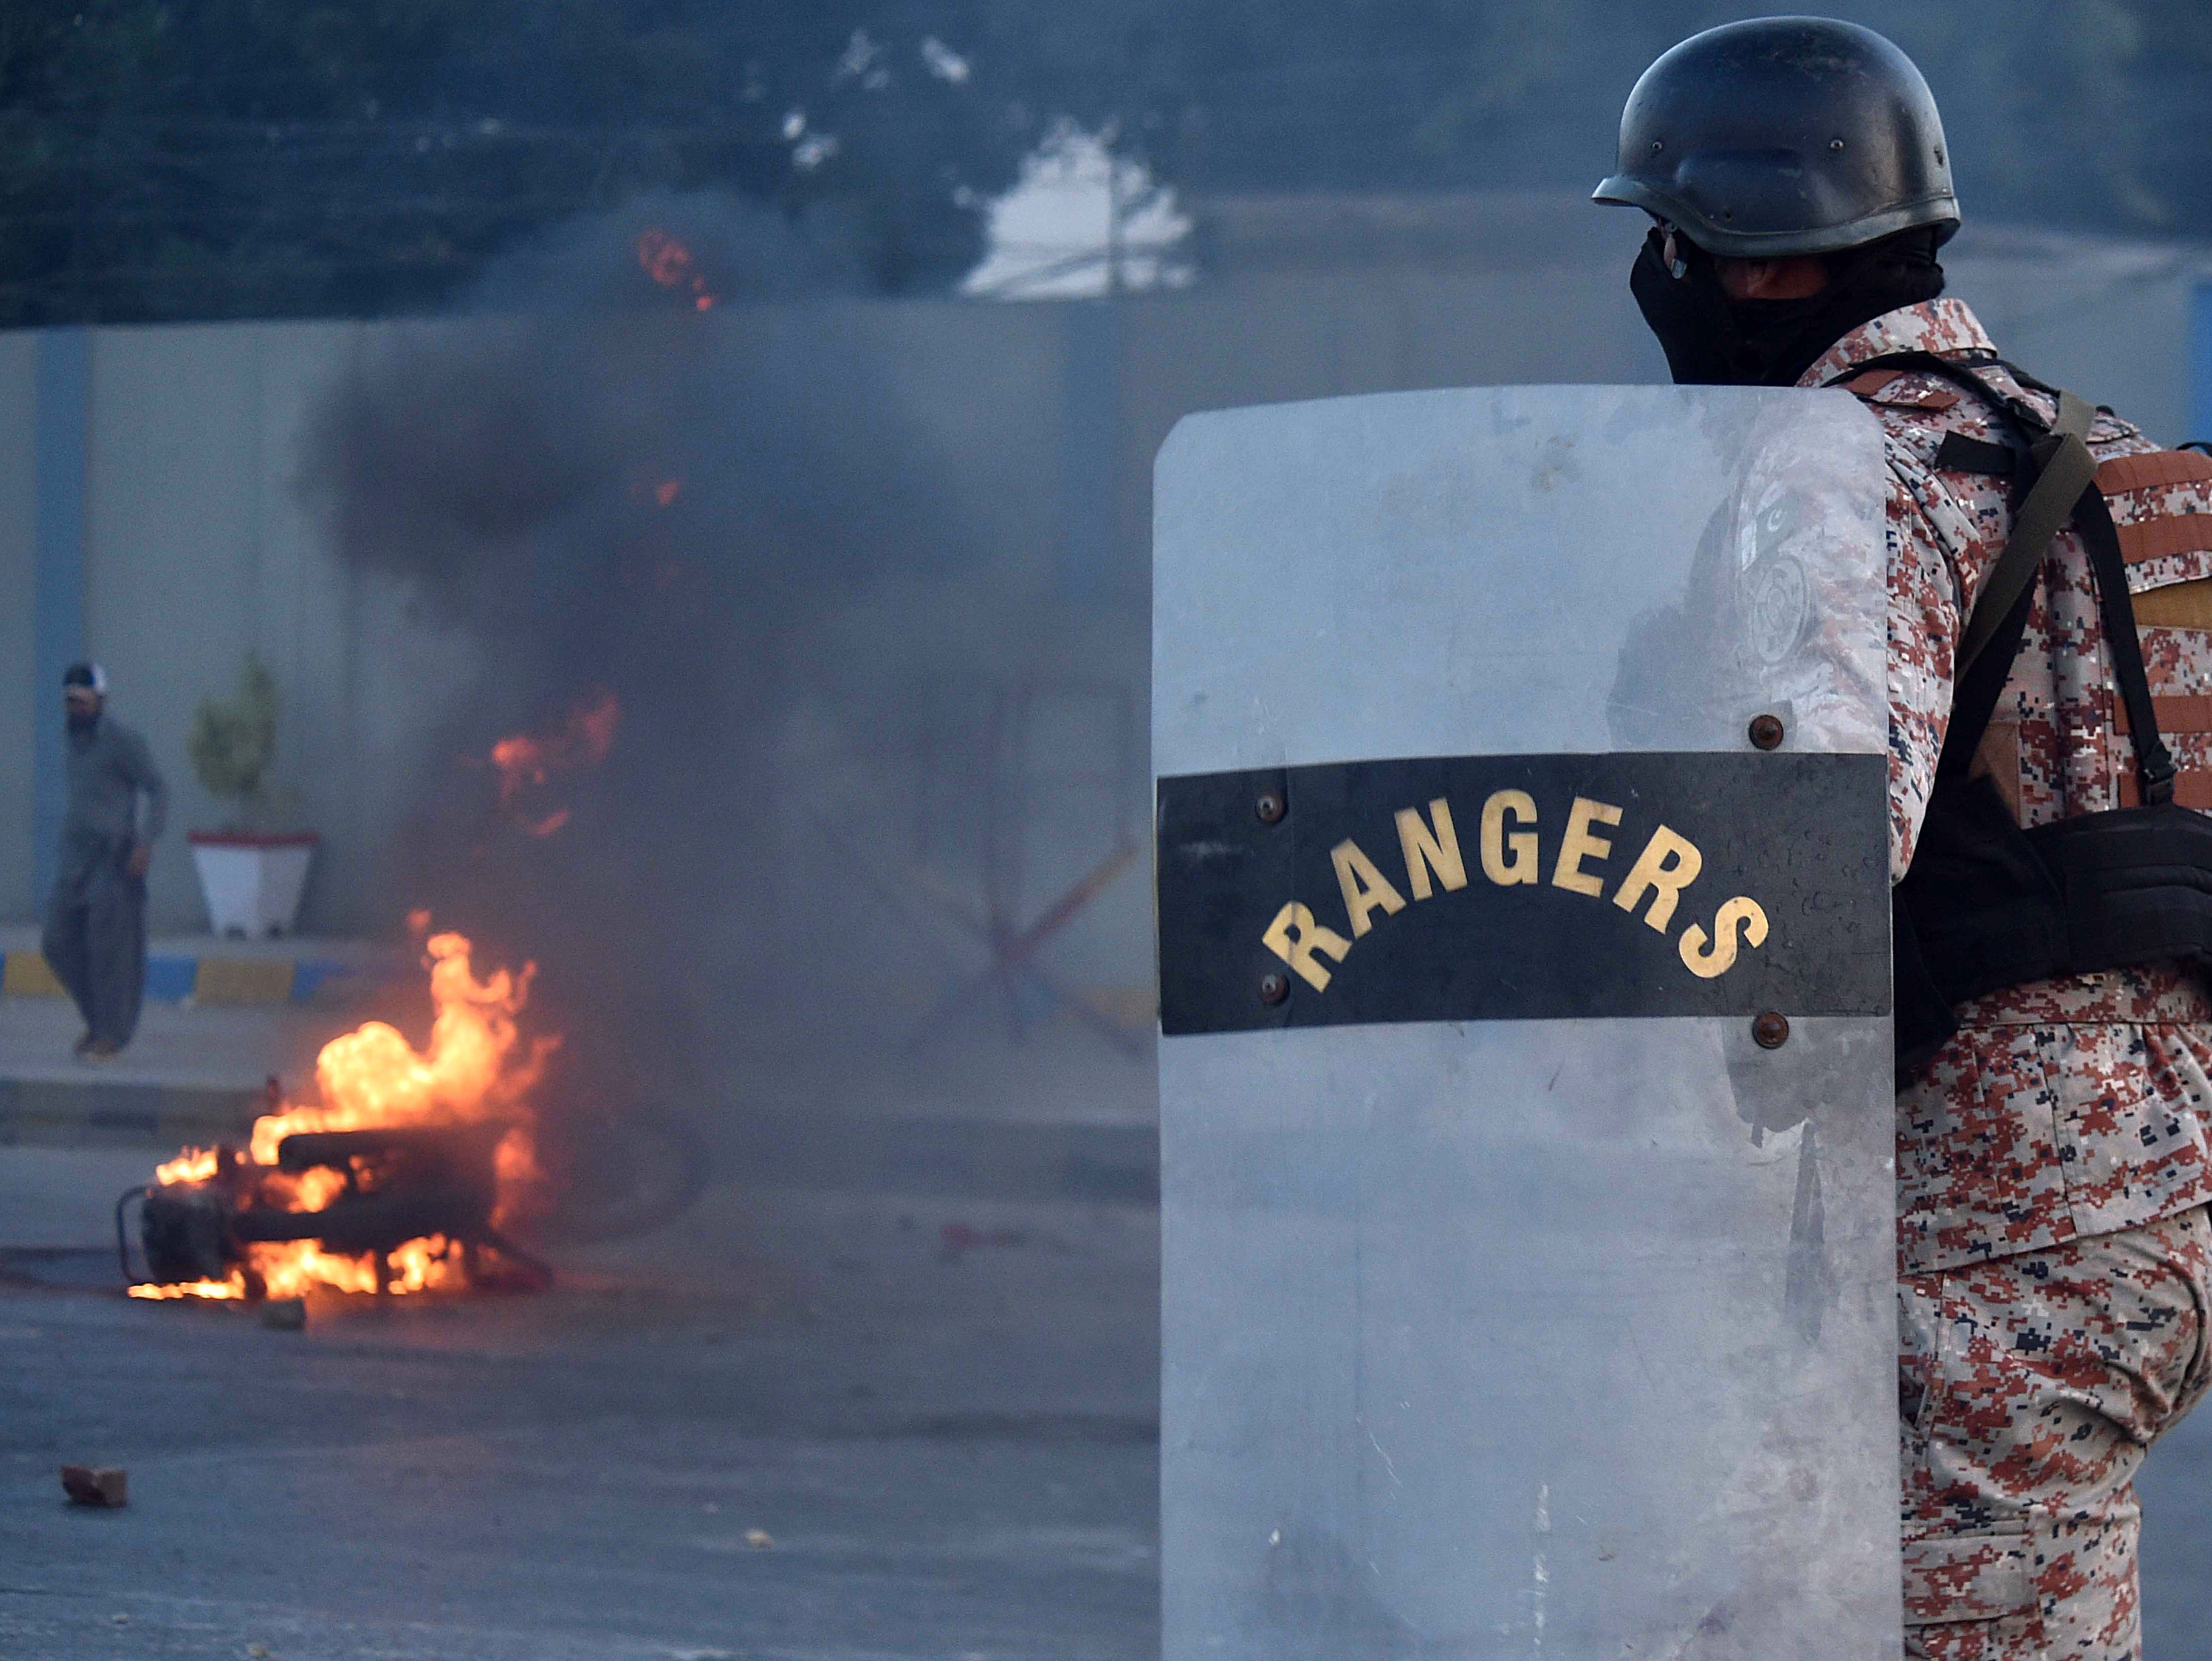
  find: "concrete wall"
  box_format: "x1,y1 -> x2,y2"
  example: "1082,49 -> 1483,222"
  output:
4,232 -> 2204,953
12,321 -> 485,935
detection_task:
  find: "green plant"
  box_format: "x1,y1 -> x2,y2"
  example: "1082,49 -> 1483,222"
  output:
188,655 -> 280,825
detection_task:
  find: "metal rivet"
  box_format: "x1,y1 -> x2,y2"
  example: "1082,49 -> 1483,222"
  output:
1829,138 -> 1846,152
1259,972 -> 1290,1007
1650,139 -> 1664,153
1753,1011 -> 1791,1049
1748,712 -> 1786,751
1255,791 -> 1285,825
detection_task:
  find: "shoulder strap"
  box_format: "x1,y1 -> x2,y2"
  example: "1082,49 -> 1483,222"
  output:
2074,485 -> 2179,804
1956,387 -> 2097,675
1833,351 -> 2175,805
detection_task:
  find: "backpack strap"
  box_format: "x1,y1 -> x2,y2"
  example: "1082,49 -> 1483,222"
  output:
1832,352 -> 2177,807
2074,483 -> 2178,804
1956,389 -> 2097,674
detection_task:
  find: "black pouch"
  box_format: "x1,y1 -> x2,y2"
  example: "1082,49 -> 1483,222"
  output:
2035,801 -> 2212,972
1893,774 -> 2069,1083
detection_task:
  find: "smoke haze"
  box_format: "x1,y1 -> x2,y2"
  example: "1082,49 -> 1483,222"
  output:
299,193 -> 1003,1189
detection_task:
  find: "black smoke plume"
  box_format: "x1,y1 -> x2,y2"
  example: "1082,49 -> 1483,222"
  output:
300,193 -> 978,1219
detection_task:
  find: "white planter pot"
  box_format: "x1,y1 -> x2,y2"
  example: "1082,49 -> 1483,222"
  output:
188,834 -> 320,938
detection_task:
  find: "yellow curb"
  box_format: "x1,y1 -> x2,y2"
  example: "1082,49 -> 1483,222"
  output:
1,952 -> 66,997
192,958 -> 296,1006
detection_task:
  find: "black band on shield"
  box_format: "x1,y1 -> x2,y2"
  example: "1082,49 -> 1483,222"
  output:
1156,750 -> 1889,1036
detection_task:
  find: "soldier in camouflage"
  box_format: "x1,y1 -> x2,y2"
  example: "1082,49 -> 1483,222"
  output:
1599,19 -> 2212,1658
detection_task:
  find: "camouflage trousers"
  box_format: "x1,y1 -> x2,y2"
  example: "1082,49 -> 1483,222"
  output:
1898,1206 -> 2212,1658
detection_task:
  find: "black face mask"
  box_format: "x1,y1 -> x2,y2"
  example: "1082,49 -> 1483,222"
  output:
1631,226 -> 1948,388
66,706 -> 99,736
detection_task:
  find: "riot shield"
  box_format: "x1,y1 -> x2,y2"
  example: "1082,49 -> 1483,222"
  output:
1154,385 -> 1896,1658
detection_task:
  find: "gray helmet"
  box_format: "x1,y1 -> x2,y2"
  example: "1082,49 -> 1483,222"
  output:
1593,17 -> 1958,259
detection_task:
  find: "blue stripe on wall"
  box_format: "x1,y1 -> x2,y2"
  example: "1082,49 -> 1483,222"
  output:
142,956 -> 198,1004
1060,302 -> 1119,600
2190,282 -> 2212,445
34,329 -> 90,905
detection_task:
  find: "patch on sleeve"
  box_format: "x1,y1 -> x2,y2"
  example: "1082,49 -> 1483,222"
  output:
1838,367 -> 1962,412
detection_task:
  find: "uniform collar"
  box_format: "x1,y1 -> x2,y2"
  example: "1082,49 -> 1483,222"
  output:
1794,297 -> 1998,389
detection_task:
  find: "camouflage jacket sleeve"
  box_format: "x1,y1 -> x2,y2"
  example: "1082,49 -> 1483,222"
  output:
1882,437 -> 1986,882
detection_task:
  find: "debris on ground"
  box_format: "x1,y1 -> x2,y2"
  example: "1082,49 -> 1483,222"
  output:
61,1465 -> 128,1507
259,1298 -> 307,1331
743,1528 -> 774,1550
939,1221 -> 1026,1260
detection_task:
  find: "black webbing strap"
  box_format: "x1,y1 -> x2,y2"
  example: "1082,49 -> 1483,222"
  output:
1934,433 -> 2016,476
2075,486 -> 2178,803
1829,351 -> 2175,806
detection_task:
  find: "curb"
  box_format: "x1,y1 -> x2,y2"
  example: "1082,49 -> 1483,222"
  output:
0,1078 -> 258,1149
1,949 -> 397,1008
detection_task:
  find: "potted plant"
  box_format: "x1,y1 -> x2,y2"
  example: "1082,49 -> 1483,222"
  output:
186,655 -> 318,937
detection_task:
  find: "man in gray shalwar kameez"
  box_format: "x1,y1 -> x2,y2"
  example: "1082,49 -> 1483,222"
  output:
42,663 -> 166,1060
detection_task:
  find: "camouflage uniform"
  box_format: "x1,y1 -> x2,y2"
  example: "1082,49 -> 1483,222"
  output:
1801,297 -> 2212,1656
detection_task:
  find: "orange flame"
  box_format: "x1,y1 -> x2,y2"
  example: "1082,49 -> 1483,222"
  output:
154,1147 -> 220,1186
636,228 -> 716,311
488,690 -> 619,837
130,929 -> 552,1303
129,1276 -> 244,1301
624,469 -> 684,514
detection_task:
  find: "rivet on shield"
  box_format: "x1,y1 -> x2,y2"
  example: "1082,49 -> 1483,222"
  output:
1752,1011 -> 1791,1049
1255,791 -> 1286,825
1258,971 -> 1290,1007
1747,712 -> 1786,751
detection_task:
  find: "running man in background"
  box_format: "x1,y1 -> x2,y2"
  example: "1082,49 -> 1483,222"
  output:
43,662 -> 166,1061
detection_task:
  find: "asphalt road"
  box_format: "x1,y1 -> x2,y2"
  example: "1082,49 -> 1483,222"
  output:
4,1156 -> 2208,1659
2141,1396 -> 2212,1659
0,1182 -> 1162,1660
